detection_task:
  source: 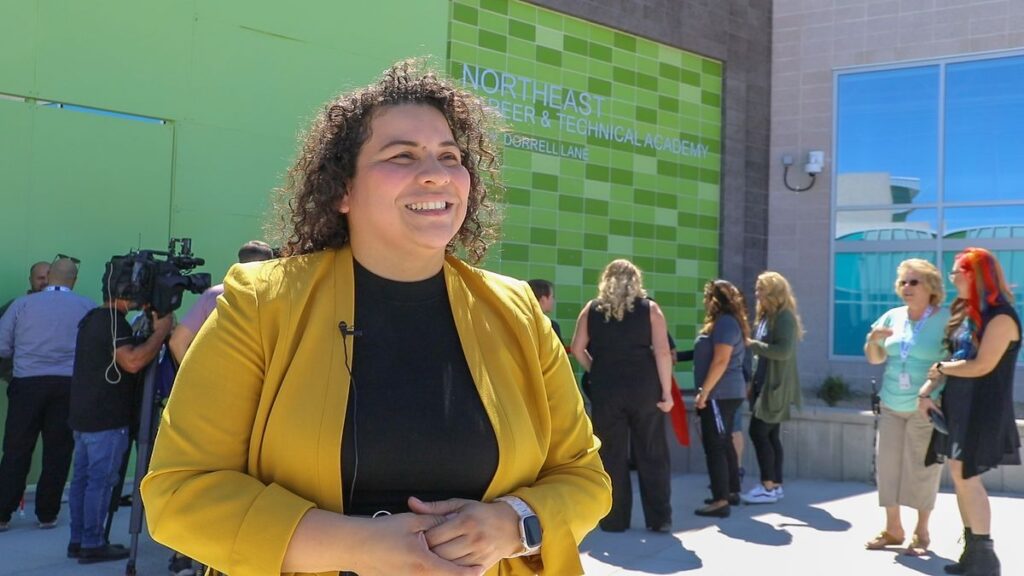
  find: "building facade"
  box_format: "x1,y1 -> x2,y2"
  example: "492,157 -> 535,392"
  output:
768,0 -> 1024,396
2,1 -> 1022,480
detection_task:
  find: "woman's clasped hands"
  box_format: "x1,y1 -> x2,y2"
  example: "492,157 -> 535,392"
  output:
351,496 -> 522,576
409,496 -> 524,569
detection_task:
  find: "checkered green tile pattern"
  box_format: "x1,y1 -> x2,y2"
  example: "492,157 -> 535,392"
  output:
449,0 -> 722,359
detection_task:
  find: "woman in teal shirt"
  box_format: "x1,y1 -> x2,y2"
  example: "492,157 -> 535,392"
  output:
864,259 -> 949,556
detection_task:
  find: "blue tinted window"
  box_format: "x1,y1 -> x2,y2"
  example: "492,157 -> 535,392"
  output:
836,67 -> 939,207
833,55 -> 1024,359
944,206 -> 1024,238
945,56 -> 1024,203
836,208 -> 937,241
834,251 -> 936,356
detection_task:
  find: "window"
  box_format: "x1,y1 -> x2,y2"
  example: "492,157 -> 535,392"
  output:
832,52 -> 1024,360
834,251 -> 934,356
944,56 -> 1024,204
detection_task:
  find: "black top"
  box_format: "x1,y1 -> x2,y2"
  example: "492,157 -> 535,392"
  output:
341,261 -> 498,515
931,303 -> 1022,478
550,318 -> 563,341
69,307 -> 141,432
586,297 -> 659,394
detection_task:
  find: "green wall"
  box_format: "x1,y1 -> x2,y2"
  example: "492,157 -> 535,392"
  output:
0,0 -> 722,485
0,0 -> 449,302
0,0 -> 449,486
449,0 -> 722,385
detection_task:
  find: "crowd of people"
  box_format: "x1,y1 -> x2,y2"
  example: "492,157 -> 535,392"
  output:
0,243 -> 273,572
0,60 -> 1019,576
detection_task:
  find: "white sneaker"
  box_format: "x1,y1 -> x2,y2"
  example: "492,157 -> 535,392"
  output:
775,486 -> 784,499
741,485 -> 779,504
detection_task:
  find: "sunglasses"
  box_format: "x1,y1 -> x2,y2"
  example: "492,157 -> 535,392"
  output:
56,253 -> 81,264
898,279 -> 920,287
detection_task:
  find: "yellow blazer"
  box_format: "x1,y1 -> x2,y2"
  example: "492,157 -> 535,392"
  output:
141,247 -> 610,576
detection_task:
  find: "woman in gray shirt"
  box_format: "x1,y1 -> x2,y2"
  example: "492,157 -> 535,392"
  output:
693,280 -> 750,517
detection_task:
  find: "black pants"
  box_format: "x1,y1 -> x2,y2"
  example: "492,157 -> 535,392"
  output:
749,414 -> 783,485
0,377 -> 74,522
590,385 -> 671,531
698,398 -> 742,501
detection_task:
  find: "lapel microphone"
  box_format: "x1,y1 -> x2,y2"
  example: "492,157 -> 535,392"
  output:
338,321 -> 363,337
337,319 -> 361,509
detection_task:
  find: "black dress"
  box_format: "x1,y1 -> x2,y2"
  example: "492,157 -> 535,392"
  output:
931,304 -> 1022,479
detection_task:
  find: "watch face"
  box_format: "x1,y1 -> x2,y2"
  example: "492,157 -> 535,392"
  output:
523,515 -> 543,548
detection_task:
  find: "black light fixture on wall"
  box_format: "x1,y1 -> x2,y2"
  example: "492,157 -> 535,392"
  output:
782,150 -> 823,192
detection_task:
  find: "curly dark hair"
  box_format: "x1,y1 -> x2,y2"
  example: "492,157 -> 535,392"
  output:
272,59 -> 503,262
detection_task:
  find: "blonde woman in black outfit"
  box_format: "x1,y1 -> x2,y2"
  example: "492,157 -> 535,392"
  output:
572,259 -> 674,532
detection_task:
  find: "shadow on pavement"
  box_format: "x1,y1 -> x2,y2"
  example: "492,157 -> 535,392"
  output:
717,515 -> 794,546
775,502 -> 853,532
580,530 -> 703,573
894,549 -> 957,575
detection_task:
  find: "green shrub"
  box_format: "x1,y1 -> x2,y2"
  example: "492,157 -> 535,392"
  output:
818,374 -> 851,407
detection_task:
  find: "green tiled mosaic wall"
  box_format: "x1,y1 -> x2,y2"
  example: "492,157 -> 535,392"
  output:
448,0 -> 722,367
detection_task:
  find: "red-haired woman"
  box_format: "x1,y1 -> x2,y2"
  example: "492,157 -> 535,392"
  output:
919,247 -> 1021,576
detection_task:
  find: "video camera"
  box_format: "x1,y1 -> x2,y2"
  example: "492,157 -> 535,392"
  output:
104,238 -> 212,315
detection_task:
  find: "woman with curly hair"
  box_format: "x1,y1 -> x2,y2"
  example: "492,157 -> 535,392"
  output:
741,271 -> 804,505
692,280 -> 750,518
141,60 -> 611,576
920,247 -> 1020,576
571,259 -> 674,533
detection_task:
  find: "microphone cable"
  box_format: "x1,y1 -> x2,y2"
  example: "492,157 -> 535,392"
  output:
339,321 -> 358,510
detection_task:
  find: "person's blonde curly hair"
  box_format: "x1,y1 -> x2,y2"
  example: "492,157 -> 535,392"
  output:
594,259 -> 647,322
893,258 -> 944,306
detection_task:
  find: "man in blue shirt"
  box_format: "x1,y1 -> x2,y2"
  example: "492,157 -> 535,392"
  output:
0,261 -> 51,383
0,257 -> 95,532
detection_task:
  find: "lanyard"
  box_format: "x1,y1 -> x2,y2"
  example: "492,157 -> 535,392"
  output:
755,319 -> 767,340
43,286 -> 70,292
899,305 -> 933,363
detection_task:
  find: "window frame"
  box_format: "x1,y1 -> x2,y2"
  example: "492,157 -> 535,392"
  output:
829,49 -> 1024,362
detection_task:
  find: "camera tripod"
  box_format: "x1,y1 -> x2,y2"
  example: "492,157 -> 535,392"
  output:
123,352 -> 160,576
96,350 -> 163,576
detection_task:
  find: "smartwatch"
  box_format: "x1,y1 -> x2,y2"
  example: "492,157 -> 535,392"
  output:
495,495 -> 542,557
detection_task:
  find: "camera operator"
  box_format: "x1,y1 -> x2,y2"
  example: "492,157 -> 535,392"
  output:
66,270 -> 171,564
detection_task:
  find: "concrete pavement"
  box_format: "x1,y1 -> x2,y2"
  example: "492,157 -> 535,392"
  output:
2,473 -> 1021,575
580,473 -> 1023,575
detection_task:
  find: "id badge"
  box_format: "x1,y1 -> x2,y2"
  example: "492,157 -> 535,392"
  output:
898,372 -> 912,390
